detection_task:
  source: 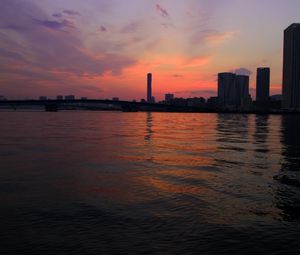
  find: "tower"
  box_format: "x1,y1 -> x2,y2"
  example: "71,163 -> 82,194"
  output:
236,75 -> 249,101
256,67 -> 270,103
236,75 -> 250,110
282,24 -> 300,110
218,72 -> 236,107
147,73 -> 152,103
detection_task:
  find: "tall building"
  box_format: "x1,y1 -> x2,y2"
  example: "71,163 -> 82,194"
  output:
236,75 -> 249,100
218,72 -> 236,107
282,23 -> 300,110
147,73 -> 152,103
236,75 -> 251,110
218,73 -> 250,110
256,67 -> 270,103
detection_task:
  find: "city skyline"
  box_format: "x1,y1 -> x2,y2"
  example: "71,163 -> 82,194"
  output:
0,0 -> 300,100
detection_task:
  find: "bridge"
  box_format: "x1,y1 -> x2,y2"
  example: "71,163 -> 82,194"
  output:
0,99 -> 211,113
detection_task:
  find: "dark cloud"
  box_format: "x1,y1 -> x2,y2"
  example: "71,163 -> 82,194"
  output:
52,13 -> 62,18
63,10 -> 81,16
33,19 -> 75,30
233,67 -> 252,76
1,24 -> 28,32
0,0 -> 136,97
99,26 -> 107,32
120,22 -> 140,33
156,4 -> 169,18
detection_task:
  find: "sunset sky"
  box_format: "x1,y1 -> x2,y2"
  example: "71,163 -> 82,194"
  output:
0,0 -> 299,100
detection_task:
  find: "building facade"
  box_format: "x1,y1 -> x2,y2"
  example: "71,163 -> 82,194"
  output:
256,67 -> 270,103
218,72 -> 237,107
236,75 -> 251,110
282,23 -> 300,110
218,72 -> 250,110
236,75 -> 249,100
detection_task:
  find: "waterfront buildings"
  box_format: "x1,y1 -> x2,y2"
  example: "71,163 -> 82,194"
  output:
282,23 -> 300,111
256,67 -> 270,103
65,95 -> 75,100
218,72 -> 251,110
165,93 -> 174,103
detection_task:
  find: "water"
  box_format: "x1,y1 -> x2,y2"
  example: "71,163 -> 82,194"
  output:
0,112 -> 299,254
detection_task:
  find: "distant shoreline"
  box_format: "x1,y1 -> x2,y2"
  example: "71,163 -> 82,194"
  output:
0,108 -> 300,115
0,99 -> 291,115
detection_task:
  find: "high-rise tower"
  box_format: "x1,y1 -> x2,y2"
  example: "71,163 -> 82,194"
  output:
147,73 -> 152,103
218,72 -> 236,107
236,75 -> 249,101
218,73 -> 250,110
256,67 -> 270,103
282,24 -> 300,110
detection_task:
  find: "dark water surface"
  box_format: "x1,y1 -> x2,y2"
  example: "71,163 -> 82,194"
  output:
0,112 -> 299,254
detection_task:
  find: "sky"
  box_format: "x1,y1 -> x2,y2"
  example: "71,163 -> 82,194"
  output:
0,0 -> 299,100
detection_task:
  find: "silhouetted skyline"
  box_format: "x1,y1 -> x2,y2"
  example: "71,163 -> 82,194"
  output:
0,1 -> 300,100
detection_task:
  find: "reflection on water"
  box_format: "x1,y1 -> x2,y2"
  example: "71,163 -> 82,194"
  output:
254,115 -> 269,145
144,112 -> 153,142
275,115 -> 300,222
0,112 -> 299,254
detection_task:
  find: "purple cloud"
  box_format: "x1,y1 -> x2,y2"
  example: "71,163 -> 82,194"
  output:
52,13 -> 62,18
1,24 -> 28,32
0,48 -> 24,61
156,4 -> 169,18
120,22 -> 140,33
33,19 -> 75,30
0,0 -> 136,98
63,10 -> 80,16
